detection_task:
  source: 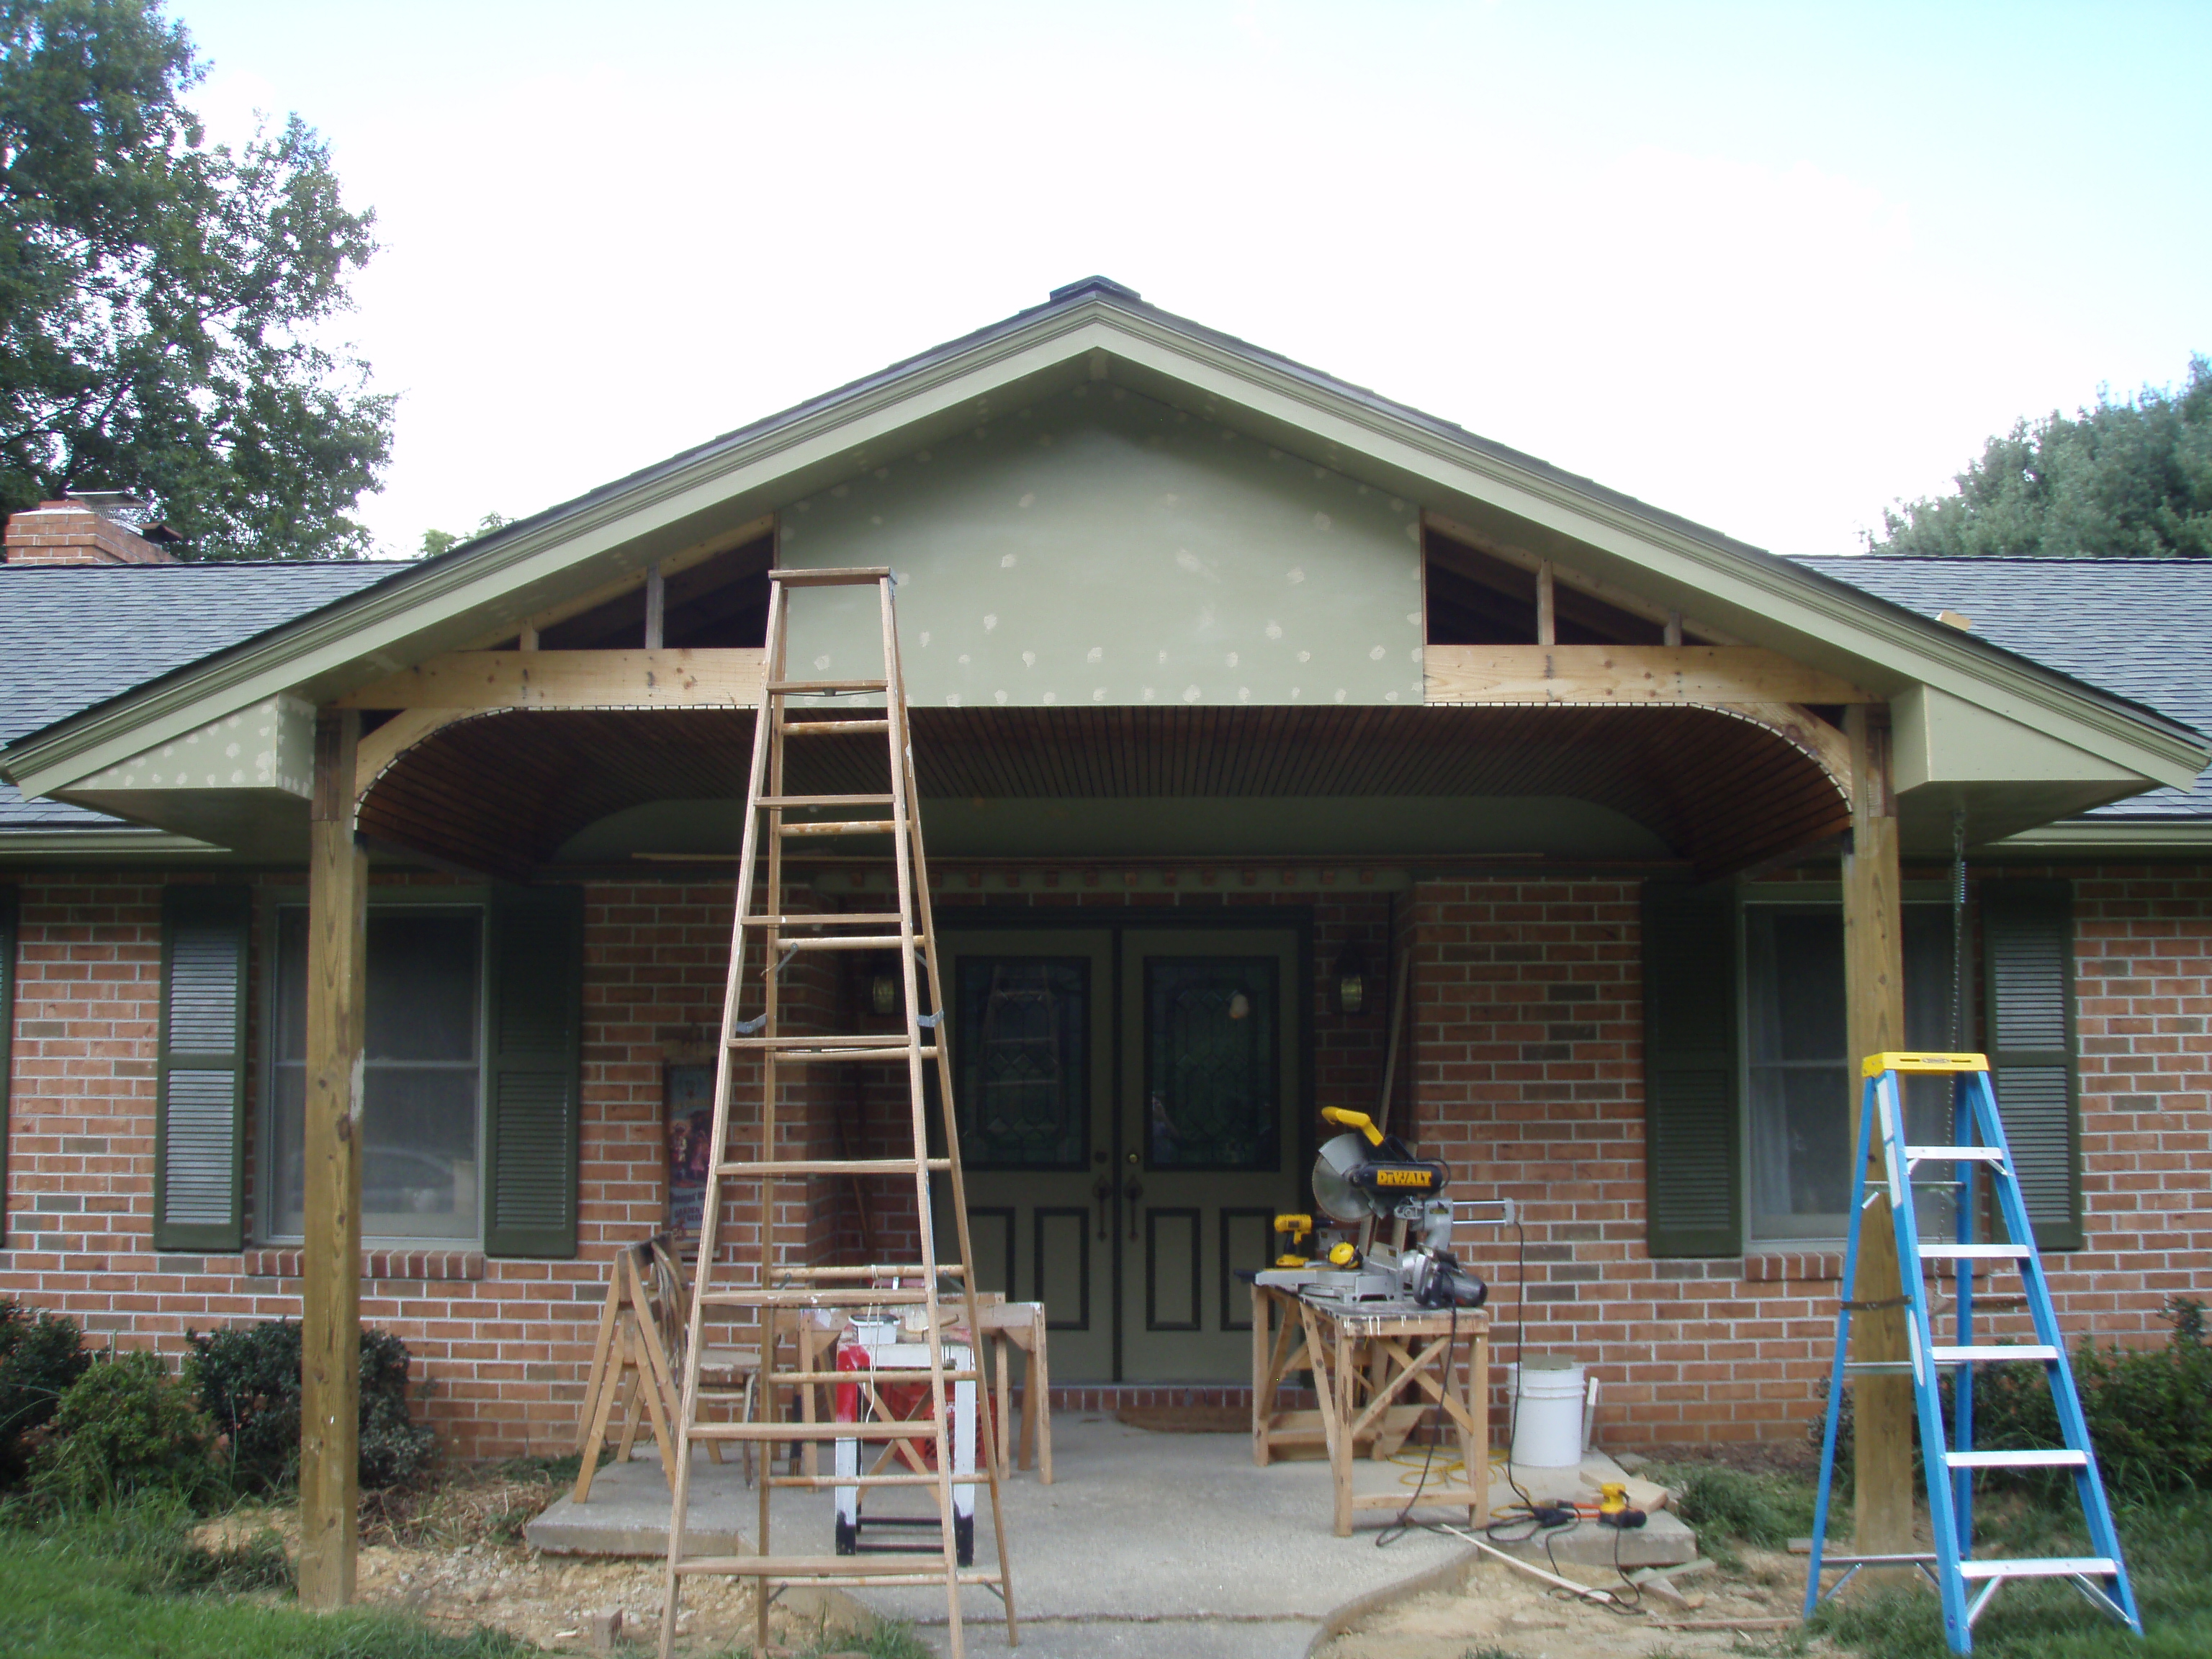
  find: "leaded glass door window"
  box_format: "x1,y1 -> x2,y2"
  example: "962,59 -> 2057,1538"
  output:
955,958 -> 1088,1170
1143,958 -> 1279,1171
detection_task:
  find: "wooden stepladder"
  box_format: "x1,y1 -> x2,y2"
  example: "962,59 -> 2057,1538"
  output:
657,567 -> 1017,1659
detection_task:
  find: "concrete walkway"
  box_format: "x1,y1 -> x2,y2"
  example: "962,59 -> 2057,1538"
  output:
531,1415 -> 1493,1658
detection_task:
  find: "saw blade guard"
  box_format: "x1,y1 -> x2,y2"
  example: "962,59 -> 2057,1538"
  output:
1312,1132 -> 1374,1223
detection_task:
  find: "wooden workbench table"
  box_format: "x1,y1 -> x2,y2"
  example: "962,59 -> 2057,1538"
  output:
1251,1282 -> 1490,1537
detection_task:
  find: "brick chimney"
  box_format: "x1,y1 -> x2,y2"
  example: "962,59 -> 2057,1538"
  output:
4,500 -> 178,566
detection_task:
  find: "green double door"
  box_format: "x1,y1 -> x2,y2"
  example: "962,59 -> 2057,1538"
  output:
936,923 -> 1305,1382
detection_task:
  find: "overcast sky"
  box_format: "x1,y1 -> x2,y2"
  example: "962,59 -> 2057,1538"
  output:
170,1 -> 2209,562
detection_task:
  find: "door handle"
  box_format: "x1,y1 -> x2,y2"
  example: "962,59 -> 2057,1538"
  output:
1123,1174 -> 1143,1241
1092,1177 -> 1112,1242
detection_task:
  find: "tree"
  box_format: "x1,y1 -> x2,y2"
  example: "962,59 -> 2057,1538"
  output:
0,0 -> 391,559
419,511 -> 510,559
1874,356 -> 2211,559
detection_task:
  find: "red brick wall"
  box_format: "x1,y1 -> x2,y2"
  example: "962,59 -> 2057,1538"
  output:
2,863 -> 2206,1459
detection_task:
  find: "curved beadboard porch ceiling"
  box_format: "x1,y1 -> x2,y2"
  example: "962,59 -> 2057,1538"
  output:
354,704 -> 1848,881
5,276 -> 2202,845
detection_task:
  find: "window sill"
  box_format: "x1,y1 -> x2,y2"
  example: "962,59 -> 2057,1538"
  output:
1743,1251 -> 1843,1282
244,1247 -> 485,1282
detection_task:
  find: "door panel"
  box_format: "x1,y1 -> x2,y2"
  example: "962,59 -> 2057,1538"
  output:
1120,929 -> 1303,1380
938,930 -> 1115,1381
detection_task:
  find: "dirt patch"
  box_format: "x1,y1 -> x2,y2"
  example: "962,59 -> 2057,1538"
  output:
195,1469 -> 873,1655
1319,1546 -> 1828,1659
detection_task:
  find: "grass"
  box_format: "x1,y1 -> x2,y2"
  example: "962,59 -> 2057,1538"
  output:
1647,1454 -> 2212,1658
0,1494 -> 539,1659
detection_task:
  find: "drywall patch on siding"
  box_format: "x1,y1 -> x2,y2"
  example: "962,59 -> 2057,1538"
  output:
775,385 -> 1423,706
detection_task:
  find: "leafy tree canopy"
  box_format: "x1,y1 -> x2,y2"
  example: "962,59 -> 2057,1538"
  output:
0,0 -> 391,559
1874,356 -> 2211,559
419,510 -> 510,559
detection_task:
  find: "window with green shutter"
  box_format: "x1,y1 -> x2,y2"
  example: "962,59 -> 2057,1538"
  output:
0,886 -> 17,1244
1642,881 -> 1741,1256
1982,880 -> 2082,1251
155,886 -> 251,1251
485,888 -> 583,1258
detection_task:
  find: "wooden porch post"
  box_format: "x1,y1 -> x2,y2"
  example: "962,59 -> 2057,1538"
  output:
300,710 -> 367,1608
1842,705 -> 1912,1555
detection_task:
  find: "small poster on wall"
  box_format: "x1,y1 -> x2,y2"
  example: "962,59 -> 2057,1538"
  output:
665,1064 -> 715,1244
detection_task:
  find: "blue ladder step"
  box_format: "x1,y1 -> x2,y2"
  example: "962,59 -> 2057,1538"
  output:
1945,1449 -> 2088,1470
1930,1344 -> 2060,1364
1919,1243 -> 2031,1260
1957,1557 -> 2120,1581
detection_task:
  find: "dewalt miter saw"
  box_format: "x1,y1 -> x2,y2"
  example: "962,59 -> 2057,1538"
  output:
1253,1108 -> 1488,1309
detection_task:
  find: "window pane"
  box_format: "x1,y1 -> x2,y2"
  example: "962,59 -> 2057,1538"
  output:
268,907 -> 482,1241
1144,958 -> 1279,1172
954,958 -> 1088,1170
1746,904 -> 1955,1243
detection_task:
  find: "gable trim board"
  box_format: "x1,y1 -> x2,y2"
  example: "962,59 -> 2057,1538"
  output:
1,287 -> 2202,819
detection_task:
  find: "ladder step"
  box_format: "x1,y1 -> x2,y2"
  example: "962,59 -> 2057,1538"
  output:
1938,1295 -> 2030,1310
1905,1146 -> 2007,1163
768,566 -> 894,588
701,1287 -> 942,1308
765,1369 -> 983,1385
729,1033 -> 914,1047
767,678 -> 891,694
1931,1344 -> 2062,1364
784,1264 -> 967,1279
716,1158 -> 951,1177
782,719 -> 891,737
779,935 -> 921,951
745,1046 -> 940,1064
1946,1449 -> 2090,1470
755,795 -> 895,809
765,1472 -> 954,1489
1920,1243 -> 2031,1260
780,819 -> 896,836
1957,1557 -> 2120,1581
675,1554 -> 997,1580
739,913 -> 907,927
687,1420 -> 955,1442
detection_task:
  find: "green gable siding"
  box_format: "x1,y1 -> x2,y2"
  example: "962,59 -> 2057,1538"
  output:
776,385 -> 1424,709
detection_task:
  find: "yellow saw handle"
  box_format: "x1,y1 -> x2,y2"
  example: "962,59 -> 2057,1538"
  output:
1321,1107 -> 1385,1146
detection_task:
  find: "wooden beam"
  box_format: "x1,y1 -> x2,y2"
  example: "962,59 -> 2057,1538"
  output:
1664,609 -> 1683,649
1714,701 -> 1854,806
643,562 -> 665,649
338,648 -> 765,711
1843,704 -> 1913,1563
1423,644 -> 1874,706
1422,509 -> 1745,646
1534,560 -> 1556,647
354,708 -> 472,800
299,711 -> 366,1609
518,623 -> 539,652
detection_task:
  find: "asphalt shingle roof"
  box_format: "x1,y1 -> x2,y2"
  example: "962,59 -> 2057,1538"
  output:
1793,556 -> 2212,818
0,561 -> 405,829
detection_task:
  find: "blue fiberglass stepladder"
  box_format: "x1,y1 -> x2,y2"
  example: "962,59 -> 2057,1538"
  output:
1803,1052 -> 2141,1652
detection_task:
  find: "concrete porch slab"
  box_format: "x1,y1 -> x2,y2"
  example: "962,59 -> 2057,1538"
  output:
529,1415 -> 1486,1657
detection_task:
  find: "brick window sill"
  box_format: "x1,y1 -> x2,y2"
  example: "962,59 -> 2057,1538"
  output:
1743,1251 -> 1844,1282
244,1247 -> 485,1282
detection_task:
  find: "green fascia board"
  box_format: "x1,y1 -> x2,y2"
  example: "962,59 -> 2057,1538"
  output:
1990,819 -> 2212,853
3,290 -> 2205,802
0,827 -> 228,860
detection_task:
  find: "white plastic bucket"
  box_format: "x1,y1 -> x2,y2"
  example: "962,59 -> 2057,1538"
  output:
1505,1354 -> 1586,1468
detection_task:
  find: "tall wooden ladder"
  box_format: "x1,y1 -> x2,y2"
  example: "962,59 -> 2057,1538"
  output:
657,566 -> 1017,1659
1804,1052 -> 2141,1653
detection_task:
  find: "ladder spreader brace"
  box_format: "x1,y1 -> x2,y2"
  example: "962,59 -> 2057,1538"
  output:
1803,1052 -> 2141,1652
657,567 -> 1017,1659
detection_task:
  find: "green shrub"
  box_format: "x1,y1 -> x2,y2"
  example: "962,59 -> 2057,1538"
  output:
30,1351 -> 215,1509
0,1300 -> 90,1485
1975,1296 -> 2212,1496
1650,1460 -> 1816,1551
188,1319 -> 437,1494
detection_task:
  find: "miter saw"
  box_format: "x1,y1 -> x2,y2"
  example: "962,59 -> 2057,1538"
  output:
1252,1108 -> 1494,1309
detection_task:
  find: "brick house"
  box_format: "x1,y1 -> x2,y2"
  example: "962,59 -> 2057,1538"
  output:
1,279 -> 2206,1461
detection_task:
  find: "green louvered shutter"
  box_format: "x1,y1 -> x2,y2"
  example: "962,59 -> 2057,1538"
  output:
0,886 -> 17,1243
154,886 -> 251,1251
1982,880 -> 2082,1251
1643,881 -> 1742,1256
484,887 -> 583,1257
